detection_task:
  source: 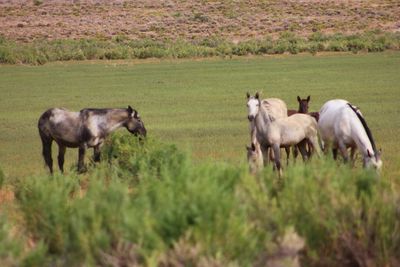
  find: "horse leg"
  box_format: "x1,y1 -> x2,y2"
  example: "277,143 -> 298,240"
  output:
307,140 -> 313,157
332,148 -> 338,160
285,146 -> 290,166
338,141 -> 349,164
78,145 -> 86,173
350,146 -> 357,167
57,145 -> 66,173
293,145 -> 298,162
308,136 -> 321,157
93,145 -> 101,163
298,140 -> 309,162
272,144 -> 282,176
269,146 -> 274,163
40,133 -> 53,174
261,145 -> 270,166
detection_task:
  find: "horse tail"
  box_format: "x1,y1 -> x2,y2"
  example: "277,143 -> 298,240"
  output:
38,110 -> 54,173
346,103 -> 377,154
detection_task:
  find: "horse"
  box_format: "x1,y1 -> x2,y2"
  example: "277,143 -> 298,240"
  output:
288,95 -> 320,159
318,99 -> 382,170
38,105 -> 146,174
246,92 -> 291,165
247,93 -> 321,174
246,142 -> 263,175
288,95 -> 319,121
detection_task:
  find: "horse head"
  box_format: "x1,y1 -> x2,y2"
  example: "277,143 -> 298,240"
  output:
246,92 -> 261,122
365,149 -> 383,171
125,105 -> 147,137
297,95 -> 310,113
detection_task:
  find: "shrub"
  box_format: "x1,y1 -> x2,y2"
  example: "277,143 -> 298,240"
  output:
8,135 -> 400,266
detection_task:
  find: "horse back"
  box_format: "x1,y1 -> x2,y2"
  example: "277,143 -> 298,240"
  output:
262,98 -> 288,119
38,108 -> 82,147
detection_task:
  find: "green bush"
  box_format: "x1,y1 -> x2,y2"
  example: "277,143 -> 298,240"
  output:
8,134 -> 400,266
0,216 -> 21,266
1,31 -> 399,65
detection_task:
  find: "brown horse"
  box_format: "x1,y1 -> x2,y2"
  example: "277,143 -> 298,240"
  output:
38,106 -> 146,173
288,96 -> 319,121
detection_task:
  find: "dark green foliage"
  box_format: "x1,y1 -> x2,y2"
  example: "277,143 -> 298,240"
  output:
0,216 -> 21,266
8,134 -> 400,266
1,32 -> 399,65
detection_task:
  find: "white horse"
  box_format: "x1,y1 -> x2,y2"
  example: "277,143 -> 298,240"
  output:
318,99 -> 382,169
247,93 -> 320,173
246,92 -> 291,165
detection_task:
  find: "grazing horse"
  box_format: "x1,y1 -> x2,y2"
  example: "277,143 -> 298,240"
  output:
318,99 -> 382,170
38,106 -> 146,174
246,92 -> 291,165
248,94 -> 321,174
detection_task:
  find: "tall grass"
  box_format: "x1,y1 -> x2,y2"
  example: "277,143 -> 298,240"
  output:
1,31 -> 399,65
6,133 -> 399,266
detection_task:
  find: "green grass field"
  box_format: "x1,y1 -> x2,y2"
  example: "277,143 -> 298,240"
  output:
0,52 -> 399,178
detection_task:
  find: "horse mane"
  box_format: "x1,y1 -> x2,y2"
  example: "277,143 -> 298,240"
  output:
261,100 -> 277,121
346,103 -> 377,154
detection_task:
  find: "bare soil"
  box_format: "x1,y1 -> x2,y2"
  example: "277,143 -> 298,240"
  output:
0,0 -> 399,42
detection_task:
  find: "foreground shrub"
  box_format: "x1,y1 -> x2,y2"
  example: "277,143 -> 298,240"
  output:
11,134 -> 400,266
271,162 -> 400,266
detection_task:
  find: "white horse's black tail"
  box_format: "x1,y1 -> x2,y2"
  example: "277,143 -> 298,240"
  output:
347,103 -> 377,155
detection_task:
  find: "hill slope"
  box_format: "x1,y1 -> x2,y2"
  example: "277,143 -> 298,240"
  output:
0,0 -> 399,42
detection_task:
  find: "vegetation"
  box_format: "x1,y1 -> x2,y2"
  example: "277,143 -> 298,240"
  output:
1,31 -> 399,65
1,133 -> 399,266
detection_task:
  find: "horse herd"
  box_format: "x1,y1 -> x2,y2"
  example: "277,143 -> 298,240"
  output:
37,93 -> 382,174
246,92 -> 382,175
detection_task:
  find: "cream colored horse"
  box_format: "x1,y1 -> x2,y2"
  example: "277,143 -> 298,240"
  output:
318,99 -> 382,170
246,92 -> 290,165
247,93 -> 321,173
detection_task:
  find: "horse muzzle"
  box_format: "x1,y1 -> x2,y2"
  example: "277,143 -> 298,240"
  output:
128,126 -> 147,138
248,115 -> 255,121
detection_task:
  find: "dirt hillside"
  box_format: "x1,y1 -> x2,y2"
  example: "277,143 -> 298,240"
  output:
0,0 -> 399,42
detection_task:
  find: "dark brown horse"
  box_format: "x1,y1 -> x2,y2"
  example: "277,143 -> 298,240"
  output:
38,106 -> 146,173
288,96 -> 319,121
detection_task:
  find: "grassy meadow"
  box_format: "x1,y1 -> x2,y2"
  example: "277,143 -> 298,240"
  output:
0,52 -> 399,178
1,52 -> 400,266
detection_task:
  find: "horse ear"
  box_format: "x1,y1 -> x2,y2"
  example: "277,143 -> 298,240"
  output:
255,92 -> 259,99
297,96 -> 301,102
246,92 -> 250,99
307,95 -> 310,102
127,105 -> 133,114
251,143 -> 256,151
133,110 -> 138,118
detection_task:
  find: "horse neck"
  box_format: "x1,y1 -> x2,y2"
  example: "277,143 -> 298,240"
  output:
255,105 -> 273,133
353,128 -> 375,158
346,105 -> 377,159
104,109 -> 129,133
345,118 -> 373,160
